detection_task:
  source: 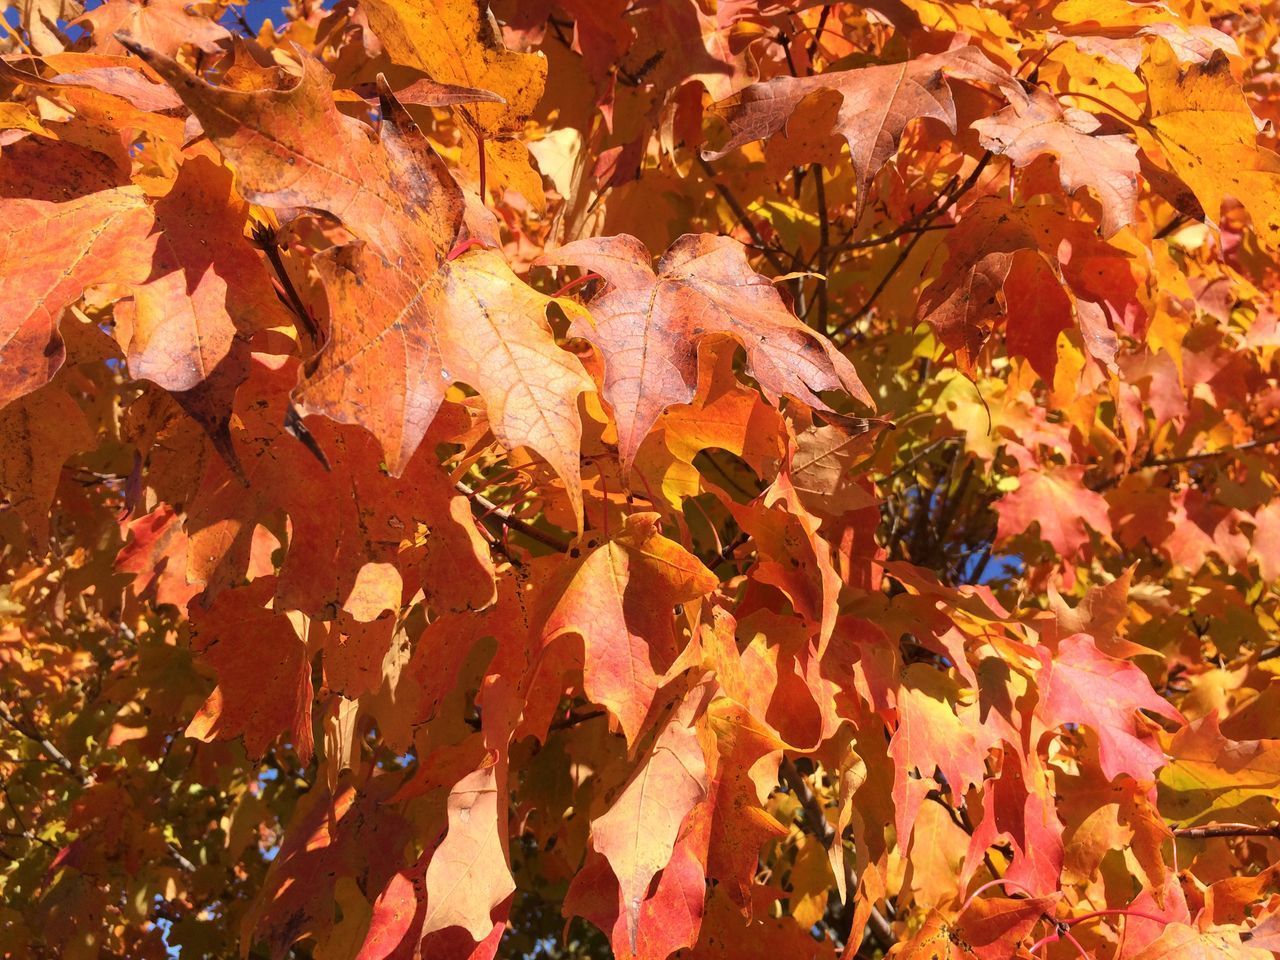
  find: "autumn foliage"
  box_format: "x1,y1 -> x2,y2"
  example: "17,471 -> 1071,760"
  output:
5,0 -> 1280,957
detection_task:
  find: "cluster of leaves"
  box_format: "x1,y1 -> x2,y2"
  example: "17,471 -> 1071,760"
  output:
3,0 -> 1280,958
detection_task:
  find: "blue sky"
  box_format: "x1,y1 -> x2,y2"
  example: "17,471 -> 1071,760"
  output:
3,0 -> 313,37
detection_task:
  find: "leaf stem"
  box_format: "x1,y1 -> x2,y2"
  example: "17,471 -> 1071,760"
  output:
958,877 -> 1035,916
552,272 -> 602,298
1066,908 -> 1169,927
1054,89 -> 1144,128
251,224 -> 320,345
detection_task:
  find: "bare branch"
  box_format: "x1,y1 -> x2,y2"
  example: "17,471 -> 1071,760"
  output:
697,156 -> 789,276
455,480 -> 572,554
1172,822 -> 1280,840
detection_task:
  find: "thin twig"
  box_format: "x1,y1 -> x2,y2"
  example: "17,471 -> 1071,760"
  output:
822,221 -> 955,256
1154,215 -> 1188,240
804,5 -> 832,66
0,702 -> 85,784
0,701 -> 198,870
866,905 -> 895,954
706,530 -> 750,570
780,757 -> 834,844
875,436 -> 961,483
697,156 -> 789,275
1143,433 -> 1280,469
455,481 -> 571,553
1053,89 -> 1143,128
813,164 -> 831,330
781,758 -> 896,954
166,842 -> 198,872
831,153 -> 991,340
1092,431 -> 1280,491
1172,822 -> 1280,840
549,708 -> 606,731
833,227 -> 928,340
0,14 -> 33,54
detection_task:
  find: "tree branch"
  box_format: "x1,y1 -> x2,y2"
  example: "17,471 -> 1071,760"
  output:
813,163 -> 831,330
0,701 -> 198,871
1093,432 -> 1280,490
781,758 -> 896,954
804,5 -> 832,66
781,757 -> 834,845
832,153 -> 991,340
1142,433 -> 1280,469
455,480 -> 571,553
1172,822 -> 1280,840
0,701 -> 86,785
697,155 -> 789,276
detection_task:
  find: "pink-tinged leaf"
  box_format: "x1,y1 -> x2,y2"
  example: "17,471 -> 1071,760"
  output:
1038,634 -> 1183,782
591,683 -> 710,950
538,234 -> 870,473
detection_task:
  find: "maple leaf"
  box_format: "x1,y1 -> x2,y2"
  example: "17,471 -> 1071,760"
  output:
957,894 -> 1060,960
591,682 -> 710,950
118,41 -> 462,270
0,186 -> 155,409
0,383 -> 93,546
973,86 -> 1140,237
539,513 -> 717,744
994,464 -> 1111,560
245,777 -> 411,958
633,346 -> 788,508
1159,715 -> 1280,826
129,44 -> 589,488
182,358 -> 495,617
184,577 -> 314,762
77,0 -> 229,57
703,47 -> 1022,220
1038,634 -> 1183,782
358,0 -> 547,206
566,806 -> 709,960
895,909 -> 976,959
45,61 -> 184,112
115,505 -> 203,611
539,233 -> 871,472
731,473 -> 843,651
964,747 -> 1065,897
889,663 -> 995,848
1142,41 -> 1280,252
359,0 -> 545,139
112,156 -> 291,459
1045,566 -> 1150,659
421,760 -> 515,942
785,412 -> 883,518
917,199 -> 1130,376
7,2 -> 1280,956
119,156 -> 284,395
0,0 -> 82,53
1126,922 -> 1273,960
299,245 -> 594,507
702,697 -> 787,908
